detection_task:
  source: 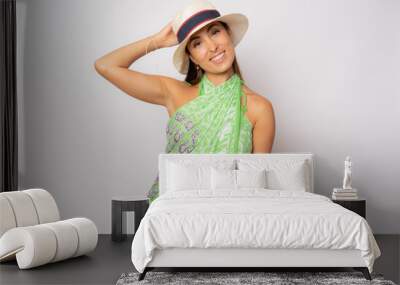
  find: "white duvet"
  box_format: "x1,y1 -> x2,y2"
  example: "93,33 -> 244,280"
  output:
131,189 -> 381,273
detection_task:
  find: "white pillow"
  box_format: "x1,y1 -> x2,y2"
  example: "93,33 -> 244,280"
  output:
167,161 -> 209,191
267,162 -> 307,191
236,169 -> 268,188
166,159 -> 235,191
210,168 -> 268,190
210,167 -> 236,190
237,159 -> 309,191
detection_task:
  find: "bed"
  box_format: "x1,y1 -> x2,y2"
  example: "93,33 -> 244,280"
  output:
131,153 -> 381,281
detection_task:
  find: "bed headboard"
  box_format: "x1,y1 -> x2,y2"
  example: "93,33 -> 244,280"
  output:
158,153 -> 314,195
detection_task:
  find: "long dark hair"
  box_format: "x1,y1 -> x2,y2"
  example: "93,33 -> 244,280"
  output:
184,21 -> 244,85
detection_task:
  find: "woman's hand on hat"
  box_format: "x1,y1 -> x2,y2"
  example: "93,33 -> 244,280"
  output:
154,21 -> 179,48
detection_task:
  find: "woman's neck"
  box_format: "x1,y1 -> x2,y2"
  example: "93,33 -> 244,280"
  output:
204,68 -> 235,87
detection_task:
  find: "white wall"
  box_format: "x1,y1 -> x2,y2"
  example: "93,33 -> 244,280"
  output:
16,0 -> 400,234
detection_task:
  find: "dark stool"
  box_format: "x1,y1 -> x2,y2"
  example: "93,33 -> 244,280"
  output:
111,196 -> 149,242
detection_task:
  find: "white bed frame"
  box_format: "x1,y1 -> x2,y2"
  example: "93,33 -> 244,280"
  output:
140,153 -> 371,280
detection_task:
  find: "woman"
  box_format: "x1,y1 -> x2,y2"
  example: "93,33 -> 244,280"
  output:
94,0 -> 275,203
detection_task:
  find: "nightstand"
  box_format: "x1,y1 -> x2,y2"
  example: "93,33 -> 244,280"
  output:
111,196 -> 149,242
332,198 -> 366,219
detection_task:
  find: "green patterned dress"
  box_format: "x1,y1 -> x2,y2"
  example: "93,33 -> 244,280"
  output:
147,72 -> 253,203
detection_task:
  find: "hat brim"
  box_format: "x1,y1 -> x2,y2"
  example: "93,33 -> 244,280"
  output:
173,13 -> 249,75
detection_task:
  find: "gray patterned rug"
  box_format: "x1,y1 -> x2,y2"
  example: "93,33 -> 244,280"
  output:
116,271 -> 397,285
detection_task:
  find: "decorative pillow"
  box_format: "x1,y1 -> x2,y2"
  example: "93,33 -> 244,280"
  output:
166,159 -> 236,191
236,169 -> 268,188
166,161 -> 209,191
210,167 -> 236,190
267,161 -> 308,191
237,159 -> 309,191
210,168 -> 268,190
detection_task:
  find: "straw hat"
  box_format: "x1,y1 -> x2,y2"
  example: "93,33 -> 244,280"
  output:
171,0 -> 249,74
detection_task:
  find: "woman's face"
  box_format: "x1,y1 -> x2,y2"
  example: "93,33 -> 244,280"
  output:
186,21 -> 235,74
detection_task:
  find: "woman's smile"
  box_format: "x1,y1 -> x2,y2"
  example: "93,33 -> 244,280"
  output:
210,51 -> 226,64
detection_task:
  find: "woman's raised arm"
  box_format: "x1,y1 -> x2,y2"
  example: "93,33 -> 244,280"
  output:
94,22 -> 182,106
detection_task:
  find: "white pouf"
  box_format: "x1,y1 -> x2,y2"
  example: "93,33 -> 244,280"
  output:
0,189 -> 98,269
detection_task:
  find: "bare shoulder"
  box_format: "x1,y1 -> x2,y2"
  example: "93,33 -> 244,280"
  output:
242,85 -> 275,152
159,75 -> 191,96
159,76 -> 198,117
242,85 -> 274,124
